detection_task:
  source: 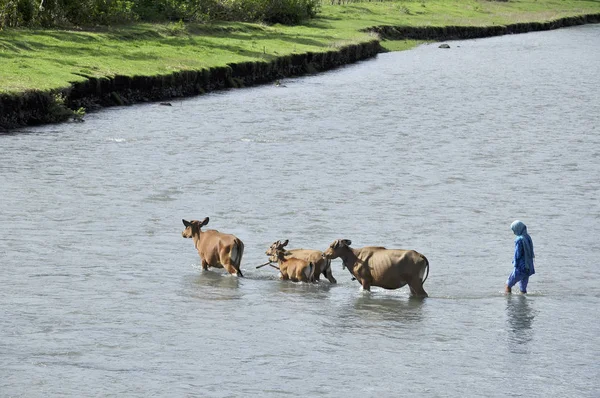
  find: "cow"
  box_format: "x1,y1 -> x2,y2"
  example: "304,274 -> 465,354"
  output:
322,239 -> 429,297
265,240 -> 336,283
267,240 -> 315,283
181,218 -> 244,277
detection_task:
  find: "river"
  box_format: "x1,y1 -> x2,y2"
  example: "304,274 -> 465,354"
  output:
1,24 -> 599,397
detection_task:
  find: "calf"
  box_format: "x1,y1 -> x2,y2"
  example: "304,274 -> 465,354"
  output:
265,240 -> 336,283
268,240 -> 315,283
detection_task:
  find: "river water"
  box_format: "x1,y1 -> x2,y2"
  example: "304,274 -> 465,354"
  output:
1,25 -> 599,397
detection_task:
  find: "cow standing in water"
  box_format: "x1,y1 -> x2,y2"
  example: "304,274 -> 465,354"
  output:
181,218 -> 244,277
322,239 -> 429,297
265,240 -> 336,283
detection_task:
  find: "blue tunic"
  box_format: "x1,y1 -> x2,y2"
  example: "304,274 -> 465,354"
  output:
513,236 -> 535,276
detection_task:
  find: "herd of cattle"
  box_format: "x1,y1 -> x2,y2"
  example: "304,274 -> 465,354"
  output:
182,218 -> 430,297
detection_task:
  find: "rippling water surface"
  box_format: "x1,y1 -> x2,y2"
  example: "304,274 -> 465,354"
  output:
1,25 -> 599,397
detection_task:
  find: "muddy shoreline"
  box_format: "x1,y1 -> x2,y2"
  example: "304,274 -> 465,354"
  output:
1,13 -> 599,130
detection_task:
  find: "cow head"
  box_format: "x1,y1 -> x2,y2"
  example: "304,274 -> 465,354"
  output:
265,239 -> 288,262
322,239 -> 352,259
181,217 -> 210,238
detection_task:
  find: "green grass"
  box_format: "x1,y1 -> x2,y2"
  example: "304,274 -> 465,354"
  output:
1,0 -> 599,93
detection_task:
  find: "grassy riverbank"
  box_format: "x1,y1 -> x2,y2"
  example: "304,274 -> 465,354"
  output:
1,0 -> 600,94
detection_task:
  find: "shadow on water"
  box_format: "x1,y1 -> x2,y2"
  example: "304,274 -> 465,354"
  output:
506,295 -> 535,350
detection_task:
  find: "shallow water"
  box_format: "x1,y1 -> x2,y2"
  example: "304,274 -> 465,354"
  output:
1,25 -> 599,397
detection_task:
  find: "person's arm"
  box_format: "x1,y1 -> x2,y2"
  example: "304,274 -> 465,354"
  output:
513,239 -> 523,266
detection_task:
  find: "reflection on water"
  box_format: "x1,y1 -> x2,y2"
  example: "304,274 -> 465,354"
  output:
506,295 -> 535,351
189,271 -> 241,301
324,293 -> 426,341
350,293 -> 425,324
273,280 -> 334,295
192,270 -> 240,288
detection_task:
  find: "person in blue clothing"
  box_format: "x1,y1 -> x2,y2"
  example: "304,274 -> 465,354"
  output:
505,220 -> 535,294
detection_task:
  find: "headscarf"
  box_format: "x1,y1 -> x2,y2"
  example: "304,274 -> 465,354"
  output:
511,220 -> 534,271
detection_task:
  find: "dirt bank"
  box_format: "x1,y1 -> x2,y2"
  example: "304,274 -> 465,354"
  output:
0,41 -> 381,130
1,12 -> 599,130
367,13 -> 600,40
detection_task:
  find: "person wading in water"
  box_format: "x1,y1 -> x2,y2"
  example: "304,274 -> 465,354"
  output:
505,220 -> 535,294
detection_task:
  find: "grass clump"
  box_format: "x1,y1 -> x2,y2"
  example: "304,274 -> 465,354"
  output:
48,93 -> 85,123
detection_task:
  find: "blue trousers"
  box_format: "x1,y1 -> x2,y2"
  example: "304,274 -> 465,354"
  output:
507,269 -> 529,293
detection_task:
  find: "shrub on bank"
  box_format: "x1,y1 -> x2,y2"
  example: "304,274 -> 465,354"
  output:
0,0 -> 320,28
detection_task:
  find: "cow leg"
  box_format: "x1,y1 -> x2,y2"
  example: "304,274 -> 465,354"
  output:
223,262 -> 243,277
201,259 -> 209,271
298,269 -> 307,282
409,277 -> 428,298
313,270 -> 320,282
360,279 -> 371,291
324,268 -> 337,284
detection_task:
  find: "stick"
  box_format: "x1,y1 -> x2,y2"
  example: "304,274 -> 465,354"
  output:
255,261 -> 272,269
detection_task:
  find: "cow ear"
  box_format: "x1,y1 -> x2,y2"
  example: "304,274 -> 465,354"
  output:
282,239 -> 289,247
182,219 -> 191,227
342,239 -> 352,246
200,217 -> 209,227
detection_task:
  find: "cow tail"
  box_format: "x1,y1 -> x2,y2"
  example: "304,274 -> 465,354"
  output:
306,262 -> 315,282
232,239 -> 244,277
420,255 -> 429,285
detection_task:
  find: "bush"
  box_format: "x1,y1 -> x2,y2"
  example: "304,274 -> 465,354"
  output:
0,0 -> 320,27
264,0 -> 320,25
207,0 -> 320,24
17,0 -> 36,24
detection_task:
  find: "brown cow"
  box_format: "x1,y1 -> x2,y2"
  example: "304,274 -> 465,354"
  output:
181,218 -> 244,277
322,239 -> 429,297
267,240 -> 315,283
265,240 -> 336,283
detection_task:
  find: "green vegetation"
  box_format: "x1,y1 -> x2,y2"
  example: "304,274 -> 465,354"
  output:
0,0 -> 320,27
47,92 -> 84,122
1,0 -> 599,93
